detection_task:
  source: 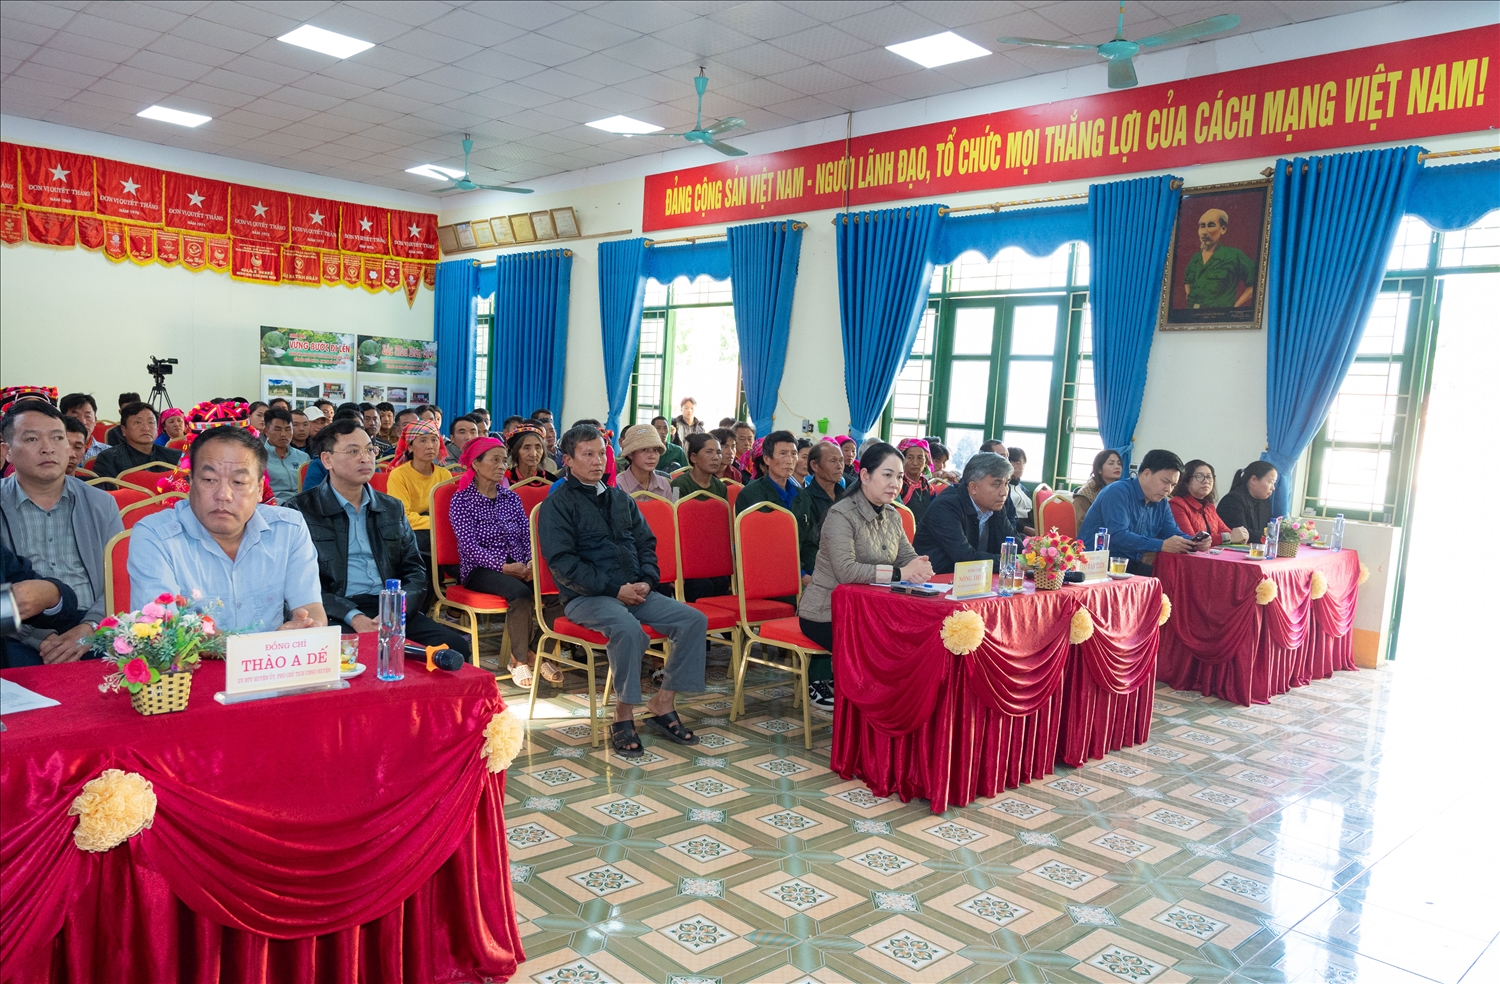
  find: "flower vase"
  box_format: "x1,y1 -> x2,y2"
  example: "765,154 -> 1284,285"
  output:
130,670 -> 193,715
1034,569 -> 1065,591
1277,540 -> 1300,559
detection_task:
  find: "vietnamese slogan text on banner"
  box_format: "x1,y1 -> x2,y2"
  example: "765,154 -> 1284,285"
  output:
356,335 -> 438,413
642,26 -> 1496,231
260,327 -> 356,409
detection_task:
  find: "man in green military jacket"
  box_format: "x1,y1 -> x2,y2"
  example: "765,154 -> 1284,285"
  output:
1184,208 -> 1255,309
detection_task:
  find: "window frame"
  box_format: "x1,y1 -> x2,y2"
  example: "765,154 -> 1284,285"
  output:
628,277 -> 746,427
473,295 -> 494,413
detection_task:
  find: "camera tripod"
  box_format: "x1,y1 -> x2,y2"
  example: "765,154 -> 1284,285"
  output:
148,374 -> 174,412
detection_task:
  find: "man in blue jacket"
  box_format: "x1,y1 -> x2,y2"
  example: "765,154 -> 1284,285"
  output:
537,424 -> 707,758
1080,448 -> 1208,574
912,452 -> 1016,575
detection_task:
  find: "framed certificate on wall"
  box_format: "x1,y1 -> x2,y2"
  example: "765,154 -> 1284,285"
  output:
551,207 -> 579,238
530,210 -> 557,241
509,213 -> 536,243
489,216 -> 515,245
436,225 -> 459,254
454,221 -> 477,250
470,218 -> 497,248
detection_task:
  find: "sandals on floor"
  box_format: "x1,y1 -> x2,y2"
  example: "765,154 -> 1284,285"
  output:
610,719 -> 644,757
539,660 -> 563,684
642,709 -> 699,745
508,661 -> 533,687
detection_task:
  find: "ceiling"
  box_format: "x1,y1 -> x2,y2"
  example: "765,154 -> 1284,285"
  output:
2,0 -> 1399,195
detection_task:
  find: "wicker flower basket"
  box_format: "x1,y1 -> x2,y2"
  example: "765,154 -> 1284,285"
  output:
1034,569 -> 1066,591
1276,540 -> 1300,558
130,670 -> 193,716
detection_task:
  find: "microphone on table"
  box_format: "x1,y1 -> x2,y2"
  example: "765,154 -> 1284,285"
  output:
405,642 -> 464,672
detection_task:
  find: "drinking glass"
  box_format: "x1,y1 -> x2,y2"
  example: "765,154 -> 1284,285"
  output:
1109,557 -> 1128,575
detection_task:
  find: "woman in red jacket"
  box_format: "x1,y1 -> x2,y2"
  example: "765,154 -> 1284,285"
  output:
1169,460 -> 1249,545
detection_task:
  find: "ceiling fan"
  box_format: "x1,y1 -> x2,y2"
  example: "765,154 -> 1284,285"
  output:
426,136 -> 533,194
997,3 -> 1240,90
648,69 -> 747,157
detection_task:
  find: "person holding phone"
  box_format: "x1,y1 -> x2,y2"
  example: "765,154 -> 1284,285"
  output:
1079,449 -> 1211,575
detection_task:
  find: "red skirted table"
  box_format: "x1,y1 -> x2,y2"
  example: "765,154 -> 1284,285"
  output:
830,577 -> 1163,814
1155,546 -> 1361,706
0,637 -> 524,984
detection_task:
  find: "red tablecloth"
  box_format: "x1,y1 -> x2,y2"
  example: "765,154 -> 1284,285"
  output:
830,577 -> 1162,814
0,636 -> 523,984
1155,546 -> 1360,705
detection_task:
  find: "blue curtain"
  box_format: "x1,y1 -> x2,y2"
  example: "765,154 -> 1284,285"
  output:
488,248 -> 572,421
836,204 -> 944,440
433,258 -> 480,425
1406,158 -> 1500,231
727,221 -> 804,434
933,203 -> 1088,265
597,238 -> 650,437
1262,147 -> 1421,516
1087,175 -> 1181,468
649,240 -> 729,282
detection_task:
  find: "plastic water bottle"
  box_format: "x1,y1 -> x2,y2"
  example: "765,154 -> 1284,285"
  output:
1094,528 -> 1110,554
999,538 -> 1017,595
377,578 -> 405,682
1267,517 -> 1281,557
1330,514 -> 1345,552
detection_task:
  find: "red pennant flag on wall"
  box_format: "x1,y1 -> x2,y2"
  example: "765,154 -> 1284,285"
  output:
382,257 -> 401,291
127,225 -> 155,265
163,173 -> 229,234
95,159 -> 163,224
207,238 -> 230,271
156,230 -> 180,265
401,261 -> 422,307
1,143 -> 17,206
289,194 -> 339,250
339,203 -> 388,255
320,251 -> 341,285
181,235 -> 206,270
26,209 -> 76,246
231,239 -> 281,282
103,222 -> 126,261
229,184 -> 289,242
20,147 -> 95,212
423,264 -> 436,289
342,253 -> 362,287
77,215 -> 105,250
389,210 -> 437,261
284,246 -> 321,284
2,207 -> 26,244
360,255 -> 384,292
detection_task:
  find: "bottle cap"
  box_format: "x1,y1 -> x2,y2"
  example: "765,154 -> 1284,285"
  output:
385,578 -> 400,591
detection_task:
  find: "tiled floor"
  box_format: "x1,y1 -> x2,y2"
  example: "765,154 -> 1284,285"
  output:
488,638 -> 1500,984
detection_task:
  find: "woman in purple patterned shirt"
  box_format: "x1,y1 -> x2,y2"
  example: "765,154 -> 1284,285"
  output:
448,436 -> 559,687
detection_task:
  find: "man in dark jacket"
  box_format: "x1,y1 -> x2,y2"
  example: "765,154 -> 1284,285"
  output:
3,542 -> 84,667
285,418 -> 469,657
913,452 -> 1016,575
793,441 -> 845,573
537,424 -> 707,757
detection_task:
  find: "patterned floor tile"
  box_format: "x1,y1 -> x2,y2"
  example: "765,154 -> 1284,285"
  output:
1064,824 -> 1182,867
817,779 -> 907,817
1063,929 -> 1190,983
548,856 -> 672,905
512,760 -> 598,793
896,813 -> 1003,853
833,836 -> 931,887
671,769 -> 753,805
1013,849 -> 1115,902
850,915 -> 973,981
928,882 -> 1064,936
522,948 -> 640,984
735,750 -> 832,781
731,868 -> 864,920
642,900 -> 758,972
504,812 -> 577,859
1119,894 -> 1259,952
570,791 -> 675,829
655,824 -> 755,873
737,802 -> 841,839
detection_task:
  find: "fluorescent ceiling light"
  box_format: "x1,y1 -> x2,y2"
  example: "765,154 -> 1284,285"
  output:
586,115 -> 664,135
886,31 -> 990,69
137,105 -> 211,127
278,24 -> 374,59
406,164 -> 466,180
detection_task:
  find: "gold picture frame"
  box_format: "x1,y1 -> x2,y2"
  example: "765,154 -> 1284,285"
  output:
509,213 -> 536,243
1158,179 -> 1272,331
436,225 -> 459,254
490,216 -> 515,245
551,207 -> 579,239
454,221 -> 477,250
471,218 -> 497,248
530,210 -> 557,241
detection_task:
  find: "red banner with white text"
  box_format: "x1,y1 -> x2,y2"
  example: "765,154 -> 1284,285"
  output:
230,184 -> 289,242
642,25 -> 1497,230
95,158 -> 163,224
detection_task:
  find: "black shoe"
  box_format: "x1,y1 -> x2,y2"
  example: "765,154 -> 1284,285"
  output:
808,681 -> 835,714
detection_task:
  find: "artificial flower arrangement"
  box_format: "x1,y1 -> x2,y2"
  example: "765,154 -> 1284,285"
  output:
91,593 -> 225,715
1276,518 -> 1320,557
1022,527 -> 1088,590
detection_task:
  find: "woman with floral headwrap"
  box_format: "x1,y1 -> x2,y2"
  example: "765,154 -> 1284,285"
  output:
385,419 -> 452,561
505,424 -> 556,485
449,436 -> 559,687
896,438 -> 934,524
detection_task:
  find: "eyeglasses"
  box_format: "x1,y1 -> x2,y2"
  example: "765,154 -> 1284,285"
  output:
333,446 -> 378,460
1191,473 -> 1213,483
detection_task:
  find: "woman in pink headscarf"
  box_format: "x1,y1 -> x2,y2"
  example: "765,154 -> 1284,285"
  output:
385,419 -> 452,560
154,407 -> 187,445
896,437 -> 935,524
447,436 -> 557,686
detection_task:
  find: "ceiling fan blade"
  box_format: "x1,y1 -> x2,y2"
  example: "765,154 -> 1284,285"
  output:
474,183 -> 534,194
1135,14 -> 1239,48
704,116 -> 745,135
1107,55 -> 1138,89
701,138 -> 747,157
995,36 -> 1099,51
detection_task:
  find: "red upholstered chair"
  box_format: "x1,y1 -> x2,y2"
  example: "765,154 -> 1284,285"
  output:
297,461 -> 310,492
86,476 -> 148,494
893,501 -> 916,542
1039,489 -> 1078,539
368,471 -> 390,494
92,421 -> 111,443
119,494 -> 180,529
677,492 -> 794,626
118,462 -> 177,486
103,530 -> 131,616
724,481 -> 742,510
105,486 -> 152,510
633,492 -> 741,686
509,477 -> 550,520
72,468 -> 97,479
528,517 -> 667,744
166,438 -> 190,452
428,478 -> 505,669
732,503 -> 825,748
1034,487 -> 1051,512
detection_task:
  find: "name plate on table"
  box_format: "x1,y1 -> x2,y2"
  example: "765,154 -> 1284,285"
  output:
1080,550 -> 1110,582
952,559 -> 995,600
216,626 -> 348,704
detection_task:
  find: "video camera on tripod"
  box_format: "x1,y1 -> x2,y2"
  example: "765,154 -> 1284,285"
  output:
147,356 -> 178,411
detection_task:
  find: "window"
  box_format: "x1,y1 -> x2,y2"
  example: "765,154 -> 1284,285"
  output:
1305,212 -> 1500,522
630,274 -> 742,427
473,295 -> 493,412
880,242 -> 1089,482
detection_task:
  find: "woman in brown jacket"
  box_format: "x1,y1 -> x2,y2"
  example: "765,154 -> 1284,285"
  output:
797,442 -> 933,714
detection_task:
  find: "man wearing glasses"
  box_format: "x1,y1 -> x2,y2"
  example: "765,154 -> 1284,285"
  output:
129,426 -> 326,633
284,418 -> 470,655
